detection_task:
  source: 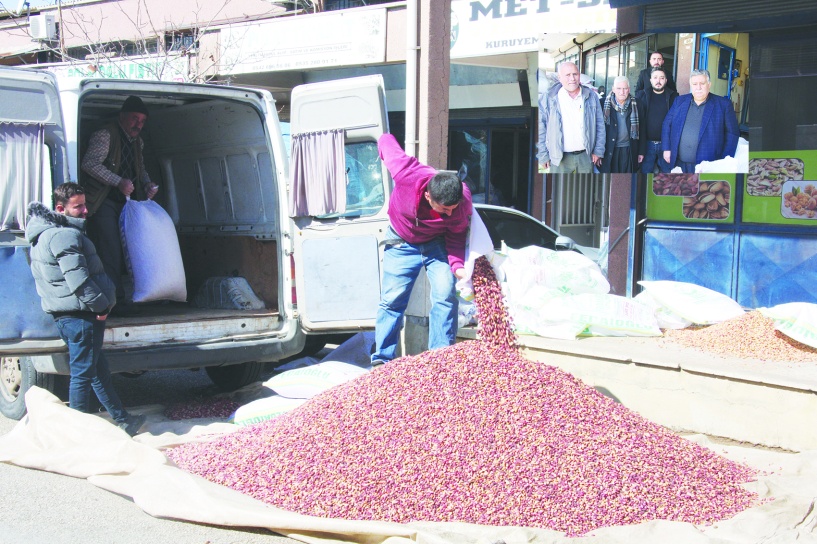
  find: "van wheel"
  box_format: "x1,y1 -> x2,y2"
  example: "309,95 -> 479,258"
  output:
0,356 -> 57,420
205,361 -> 264,392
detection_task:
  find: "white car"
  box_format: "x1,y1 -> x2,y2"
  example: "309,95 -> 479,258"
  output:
473,204 -> 603,266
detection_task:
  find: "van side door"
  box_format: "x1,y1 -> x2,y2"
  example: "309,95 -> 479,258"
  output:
289,75 -> 390,332
0,67 -> 68,353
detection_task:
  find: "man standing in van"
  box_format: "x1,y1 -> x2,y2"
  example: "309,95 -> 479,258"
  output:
25,183 -> 145,436
370,134 -> 472,367
81,96 -> 159,304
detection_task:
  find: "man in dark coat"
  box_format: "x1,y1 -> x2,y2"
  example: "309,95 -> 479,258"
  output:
662,69 -> 740,173
635,67 -> 678,174
635,51 -> 676,94
25,182 -> 145,436
600,76 -> 643,173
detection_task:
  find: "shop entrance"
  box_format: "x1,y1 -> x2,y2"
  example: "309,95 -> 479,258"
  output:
447,123 -> 532,212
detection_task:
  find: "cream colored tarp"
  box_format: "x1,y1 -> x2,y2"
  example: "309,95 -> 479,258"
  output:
1,387 -> 816,544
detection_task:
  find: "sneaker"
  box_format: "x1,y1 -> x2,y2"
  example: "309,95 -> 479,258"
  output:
118,413 -> 147,437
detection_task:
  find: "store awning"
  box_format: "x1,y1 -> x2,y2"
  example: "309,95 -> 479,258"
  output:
0,43 -> 42,60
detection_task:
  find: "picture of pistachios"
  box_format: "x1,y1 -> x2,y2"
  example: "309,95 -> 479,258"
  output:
653,174 -> 699,197
747,158 -> 804,196
682,181 -> 731,220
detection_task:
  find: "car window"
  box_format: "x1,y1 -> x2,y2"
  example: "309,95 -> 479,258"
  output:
479,208 -> 558,250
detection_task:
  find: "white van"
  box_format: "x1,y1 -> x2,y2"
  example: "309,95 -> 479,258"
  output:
0,67 -> 390,419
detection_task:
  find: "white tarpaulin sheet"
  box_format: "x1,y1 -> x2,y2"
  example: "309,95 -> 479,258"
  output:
1,386 -> 816,544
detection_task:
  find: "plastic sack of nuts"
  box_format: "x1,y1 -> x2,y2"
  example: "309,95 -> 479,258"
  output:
638,280 -> 744,325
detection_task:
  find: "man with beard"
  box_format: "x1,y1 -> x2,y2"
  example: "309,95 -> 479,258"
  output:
635,67 -> 678,173
635,51 -> 676,94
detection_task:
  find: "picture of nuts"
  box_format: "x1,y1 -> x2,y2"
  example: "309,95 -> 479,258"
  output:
747,158 -> 804,196
653,174 -> 699,196
683,181 -> 731,220
781,181 -> 817,220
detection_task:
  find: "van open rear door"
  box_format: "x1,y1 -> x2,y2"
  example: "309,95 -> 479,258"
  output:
0,67 -> 67,351
289,75 -> 390,332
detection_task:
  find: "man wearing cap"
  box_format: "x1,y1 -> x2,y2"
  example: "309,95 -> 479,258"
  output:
81,96 -> 159,302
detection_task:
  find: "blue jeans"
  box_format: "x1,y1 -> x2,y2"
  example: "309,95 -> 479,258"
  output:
641,141 -> 670,174
371,236 -> 458,364
54,314 -> 128,424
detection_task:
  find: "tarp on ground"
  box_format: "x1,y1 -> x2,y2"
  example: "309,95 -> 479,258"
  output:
0,386 -> 816,544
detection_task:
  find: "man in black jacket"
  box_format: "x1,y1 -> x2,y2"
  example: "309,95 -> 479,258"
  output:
635,51 -> 676,94
635,67 -> 678,174
600,76 -> 644,173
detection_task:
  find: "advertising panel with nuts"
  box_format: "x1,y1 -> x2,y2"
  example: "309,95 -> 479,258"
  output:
747,158 -> 804,196
682,181 -> 731,220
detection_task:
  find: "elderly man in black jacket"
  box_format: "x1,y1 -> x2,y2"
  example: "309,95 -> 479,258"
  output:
600,76 -> 644,173
635,67 -> 678,174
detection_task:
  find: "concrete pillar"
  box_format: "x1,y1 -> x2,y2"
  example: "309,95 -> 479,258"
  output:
403,0 -> 451,357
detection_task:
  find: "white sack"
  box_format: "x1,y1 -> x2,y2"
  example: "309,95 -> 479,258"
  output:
634,290 -> 693,330
264,360 -> 369,399
759,302 -> 817,350
637,280 -> 744,325
120,199 -> 187,303
696,137 -> 749,174
502,245 -> 610,302
455,204 -> 496,301
513,293 -> 662,340
231,395 -> 307,426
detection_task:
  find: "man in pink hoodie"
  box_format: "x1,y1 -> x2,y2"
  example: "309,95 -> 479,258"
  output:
371,134 -> 472,366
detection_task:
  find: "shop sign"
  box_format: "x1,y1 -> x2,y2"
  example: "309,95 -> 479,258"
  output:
743,151 -> 817,225
450,0 -> 617,59
220,9 -> 386,75
45,55 -> 188,82
646,176 -> 736,224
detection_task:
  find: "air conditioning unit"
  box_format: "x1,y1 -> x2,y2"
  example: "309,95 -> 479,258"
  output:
29,13 -> 57,41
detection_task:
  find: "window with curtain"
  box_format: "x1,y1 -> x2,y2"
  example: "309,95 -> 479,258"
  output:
1,123 -> 48,231
289,128 -> 347,217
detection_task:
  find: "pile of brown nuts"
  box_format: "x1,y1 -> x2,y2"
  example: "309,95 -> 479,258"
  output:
683,181 -> 731,220
653,174 -> 699,196
747,158 -> 804,196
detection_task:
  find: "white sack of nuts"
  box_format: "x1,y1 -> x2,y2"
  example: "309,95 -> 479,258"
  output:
696,137 -> 749,174
513,293 -> 662,340
638,280 -> 745,325
231,395 -> 308,426
759,302 -> 817,350
634,290 -> 693,330
455,203 -> 496,301
264,360 -> 370,399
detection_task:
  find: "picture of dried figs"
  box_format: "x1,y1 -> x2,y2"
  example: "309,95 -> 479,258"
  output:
682,181 -> 731,220
747,158 -> 804,196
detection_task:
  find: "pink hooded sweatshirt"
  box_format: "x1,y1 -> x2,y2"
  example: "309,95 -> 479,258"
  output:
378,133 -> 472,274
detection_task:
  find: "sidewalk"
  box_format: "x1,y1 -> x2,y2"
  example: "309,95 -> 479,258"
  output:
458,328 -> 817,452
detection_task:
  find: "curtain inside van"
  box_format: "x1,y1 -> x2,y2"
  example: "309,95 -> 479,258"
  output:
0,122 -> 46,231
289,128 -> 346,217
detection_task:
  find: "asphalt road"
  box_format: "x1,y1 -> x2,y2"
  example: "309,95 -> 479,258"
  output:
0,365 -> 303,544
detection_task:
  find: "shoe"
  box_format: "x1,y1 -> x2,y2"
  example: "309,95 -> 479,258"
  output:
118,413 -> 147,437
371,361 -> 386,369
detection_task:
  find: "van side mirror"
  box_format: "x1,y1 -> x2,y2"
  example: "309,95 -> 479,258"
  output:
555,235 -> 576,251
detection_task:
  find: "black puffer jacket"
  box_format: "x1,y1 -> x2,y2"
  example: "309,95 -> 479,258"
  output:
25,202 -> 116,315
